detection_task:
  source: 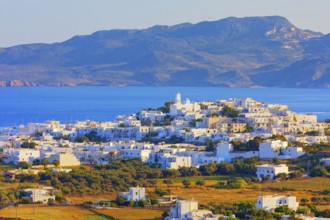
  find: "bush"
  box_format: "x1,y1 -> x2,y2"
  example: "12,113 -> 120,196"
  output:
74,136 -> 90,143
162,169 -> 180,178
227,178 -> 248,189
252,184 -> 262,191
150,198 -> 159,205
163,179 -> 173,185
21,142 -> 37,149
20,197 -> 32,204
310,166 -> 328,177
195,180 -> 205,186
155,187 -> 169,196
17,162 -> 32,169
138,199 -> 149,207
275,173 -> 287,180
182,179 -> 191,188
274,205 -> 294,215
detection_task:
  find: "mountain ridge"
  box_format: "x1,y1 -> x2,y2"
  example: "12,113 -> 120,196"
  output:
0,16 -> 329,88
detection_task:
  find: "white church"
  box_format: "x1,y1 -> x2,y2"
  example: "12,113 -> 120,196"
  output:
170,93 -> 201,116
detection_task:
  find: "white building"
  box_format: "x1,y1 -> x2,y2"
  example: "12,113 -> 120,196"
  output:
259,140 -> 305,159
259,140 -> 288,159
48,152 -> 81,167
216,143 -> 233,162
170,93 -> 201,116
120,149 -> 152,162
149,152 -> 192,169
22,188 -> 56,204
256,164 -> 289,179
256,195 -> 299,211
120,187 -> 146,202
165,199 -> 218,220
4,148 -> 40,165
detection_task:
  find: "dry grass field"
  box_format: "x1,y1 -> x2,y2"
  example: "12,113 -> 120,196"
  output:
148,176 -> 330,204
0,206 -> 164,220
261,177 -> 330,192
70,192 -> 118,204
0,206 -> 105,220
0,176 -> 328,219
101,208 -> 163,220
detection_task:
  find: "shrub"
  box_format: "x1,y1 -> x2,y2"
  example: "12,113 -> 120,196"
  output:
138,199 -> 149,207
195,180 -> 205,186
20,197 -> 32,204
182,179 -> 191,188
155,187 -> 169,196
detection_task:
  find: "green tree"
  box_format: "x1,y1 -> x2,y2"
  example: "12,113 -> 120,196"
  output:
20,197 -> 32,204
227,178 -> 248,189
21,141 -> 37,149
41,158 -> 49,169
74,136 -> 90,143
48,198 -> 55,205
53,159 -> 60,168
199,162 -> 217,175
217,162 -> 235,175
17,162 -> 32,169
138,199 -> 149,207
155,188 -> 169,196
205,140 -> 217,152
162,211 -> 169,219
162,169 -> 180,178
310,166 -> 328,177
158,101 -> 174,113
220,106 -> 239,118
32,159 -> 41,165
274,205 -> 293,215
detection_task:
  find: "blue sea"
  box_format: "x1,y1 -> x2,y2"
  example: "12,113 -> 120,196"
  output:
0,87 -> 329,127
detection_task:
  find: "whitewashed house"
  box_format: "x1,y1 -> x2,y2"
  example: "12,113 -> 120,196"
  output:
48,152 -> 81,167
256,164 -> 289,179
4,148 -> 40,165
165,199 -> 218,220
256,195 -> 299,211
22,188 -> 55,204
259,140 -> 304,159
120,187 -> 146,202
259,140 -> 288,159
216,143 -> 233,162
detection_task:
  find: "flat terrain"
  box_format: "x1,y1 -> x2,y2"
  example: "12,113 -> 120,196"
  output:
101,208 -> 163,220
1,176 -> 329,219
0,206 -> 104,220
261,177 -> 330,192
0,206 -> 163,220
149,176 -> 330,204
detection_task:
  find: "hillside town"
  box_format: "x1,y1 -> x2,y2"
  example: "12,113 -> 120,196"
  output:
1,94 -> 329,167
1,94 -> 330,219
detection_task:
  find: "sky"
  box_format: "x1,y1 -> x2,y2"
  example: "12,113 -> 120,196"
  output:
0,0 -> 329,47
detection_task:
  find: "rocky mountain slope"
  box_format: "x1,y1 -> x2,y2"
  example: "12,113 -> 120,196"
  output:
0,16 -> 329,87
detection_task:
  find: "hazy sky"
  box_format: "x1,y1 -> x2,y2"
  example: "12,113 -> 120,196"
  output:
1,0 -> 329,47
